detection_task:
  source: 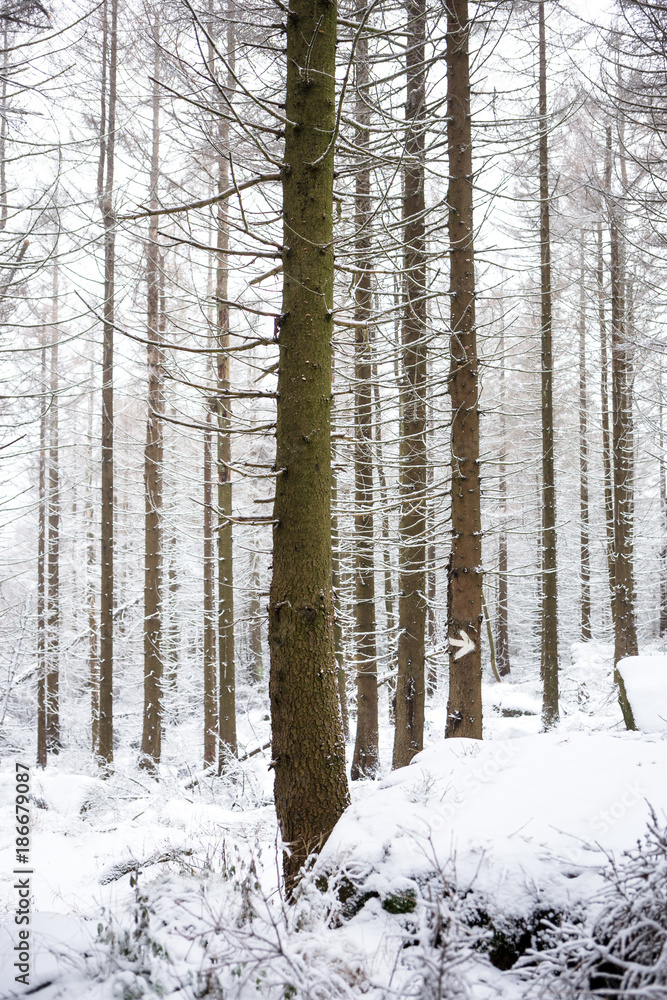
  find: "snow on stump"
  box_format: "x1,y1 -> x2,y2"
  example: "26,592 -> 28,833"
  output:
616,655 -> 667,732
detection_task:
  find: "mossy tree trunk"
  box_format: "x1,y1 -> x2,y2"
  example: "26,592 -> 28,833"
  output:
269,0 -> 350,892
445,0 -> 483,740
393,0 -> 427,768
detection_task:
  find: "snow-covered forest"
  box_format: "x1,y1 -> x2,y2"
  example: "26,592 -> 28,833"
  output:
1,0 -> 667,996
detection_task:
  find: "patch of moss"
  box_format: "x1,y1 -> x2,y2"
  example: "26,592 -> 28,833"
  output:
382,889 -> 417,915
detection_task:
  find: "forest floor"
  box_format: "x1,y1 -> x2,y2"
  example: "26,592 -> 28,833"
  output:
1,641 -> 667,999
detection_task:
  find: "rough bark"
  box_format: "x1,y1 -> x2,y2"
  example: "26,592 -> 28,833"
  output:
578,240 -> 591,640
393,0 -> 427,767
445,0 -> 483,740
140,43 -> 164,772
98,0 -> 117,768
269,0 -> 350,892
538,4 -> 559,730
351,10 -> 378,781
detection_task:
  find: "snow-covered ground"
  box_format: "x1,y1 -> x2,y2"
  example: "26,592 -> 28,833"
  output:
1,642 -> 667,999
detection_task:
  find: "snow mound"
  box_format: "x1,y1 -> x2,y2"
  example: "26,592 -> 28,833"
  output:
617,655 -> 667,732
319,732 -> 667,923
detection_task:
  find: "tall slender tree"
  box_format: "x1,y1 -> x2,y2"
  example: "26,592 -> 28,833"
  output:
141,35 -> 165,771
351,4 -> 378,781
445,0 -> 483,740
538,3 -> 559,729
46,265 -> 60,752
578,239 -> 591,640
393,0 -> 428,767
98,0 -> 118,768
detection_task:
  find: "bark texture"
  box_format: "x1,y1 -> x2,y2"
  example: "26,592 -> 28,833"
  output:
46,268 -> 60,752
445,0 -> 483,740
269,0 -> 350,892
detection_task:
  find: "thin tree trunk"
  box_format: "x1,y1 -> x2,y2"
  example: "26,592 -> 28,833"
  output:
269,0 -> 350,892
87,365 -> 99,756
660,365 -> 667,636
579,239 -> 591,640
606,127 -> 637,728
331,461 -> 349,741
247,540 -> 264,684
203,405 -> 218,766
0,26 -> 7,231
36,339 -> 47,767
140,39 -> 164,772
46,267 -> 60,752
598,219 -> 616,632
212,15 -> 236,765
496,324 -> 510,676
393,0 -> 427,768
351,8 -> 378,781
538,4 -> 559,729
371,367 -> 396,709
445,0 -> 483,740
98,0 -> 117,768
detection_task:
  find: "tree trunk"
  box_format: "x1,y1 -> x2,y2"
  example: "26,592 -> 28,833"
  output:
141,40 -> 164,772
606,127 -> 637,728
496,324 -> 510,676
46,266 -> 60,752
269,0 -> 350,892
36,340 -> 47,767
87,365 -> 99,756
393,0 -> 427,768
203,405 -> 218,766
660,365 -> 667,636
247,540 -> 264,684
597,219 -> 616,633
579,239 -> 591,640
372,362 -> 396,712
98,0 -> 118,768
351,8 -> 378,781
212,16 -> 236,765
445,0 -> 483,740
331,461 -> 349,741
538,4 -> 559,729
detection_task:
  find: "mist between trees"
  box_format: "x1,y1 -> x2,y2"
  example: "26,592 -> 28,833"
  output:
1,0 -> 666,888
